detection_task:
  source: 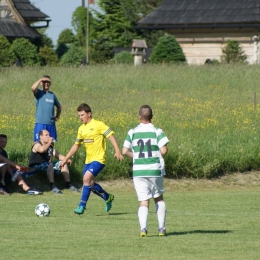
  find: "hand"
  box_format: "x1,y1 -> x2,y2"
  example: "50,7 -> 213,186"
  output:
15,164 -> 22,171
114,152 -> 124,161
54,116 -> 60,121
41,77 -> 51,83
67,159 -> 72,166
59,159 -> 67,169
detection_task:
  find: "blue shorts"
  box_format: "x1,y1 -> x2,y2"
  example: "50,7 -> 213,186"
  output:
33,161 -> 61,174
82,161 -> 105,177
34,123 -> 57,142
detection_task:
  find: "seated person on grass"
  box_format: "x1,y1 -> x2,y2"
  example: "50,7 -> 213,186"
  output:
0,134 -> 43,195
29,130 -> 79,194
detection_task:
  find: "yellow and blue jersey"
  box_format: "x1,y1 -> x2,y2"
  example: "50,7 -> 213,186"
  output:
75,119 -> 114,164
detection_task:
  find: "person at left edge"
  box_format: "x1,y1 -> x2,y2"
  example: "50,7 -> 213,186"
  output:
31,75 -> 61,142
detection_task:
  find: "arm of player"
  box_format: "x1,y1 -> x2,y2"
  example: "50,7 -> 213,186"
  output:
160,145 -> 168,157
31,78 -> 43,94
108,135 -> 124,161
122,147 -> 133,158
55,106 -> 62,121
0,154 -> 22,170
59,144 -> 80,168
33,139 -> 53,154
53,149 -> 72,166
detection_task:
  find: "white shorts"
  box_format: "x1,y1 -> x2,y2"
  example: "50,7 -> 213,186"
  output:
133,176 -> 165,201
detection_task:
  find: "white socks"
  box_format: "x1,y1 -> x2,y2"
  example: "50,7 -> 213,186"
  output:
138,206 -> 149,230
156,201 -> 166,229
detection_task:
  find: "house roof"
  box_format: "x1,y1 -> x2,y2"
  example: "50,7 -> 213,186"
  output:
137,0 -> 260,29
12,0 -> 49,21
0,0 -> 51,39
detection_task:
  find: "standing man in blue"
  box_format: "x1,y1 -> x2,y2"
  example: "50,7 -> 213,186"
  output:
31,75 -> 61,142
59,103 -> 124,215
122,105 -> 169,237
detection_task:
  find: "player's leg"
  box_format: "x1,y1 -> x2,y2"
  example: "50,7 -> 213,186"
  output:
0,165 -> 10,194
74,166 -> 94,215
152,177 -> 167,236
133,177 -> 152,237
45,162 -> 62,194
88,161 -> 114,212
15,175 -> 43,195
56,161 -> 79,192
34,123 -> 46,142
46,125 -> 57,142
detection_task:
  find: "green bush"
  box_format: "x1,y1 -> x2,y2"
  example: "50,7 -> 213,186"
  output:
150,33 -> 186,64
60,45 -> 85,66
0,35 -> 15,67
39,46 -> 59,66
11,38 -> 40,66
90,35 -> 114,64
56,43 -> 69,59
113,51 -> 133,64
57,28 -> 77,45
221,40 -> 247,64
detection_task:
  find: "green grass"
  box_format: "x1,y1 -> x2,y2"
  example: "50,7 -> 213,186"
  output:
1,64 -> 260,178
1,181 -> 260,260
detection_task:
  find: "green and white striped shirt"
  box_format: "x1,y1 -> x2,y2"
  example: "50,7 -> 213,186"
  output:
123,123 -> 169,177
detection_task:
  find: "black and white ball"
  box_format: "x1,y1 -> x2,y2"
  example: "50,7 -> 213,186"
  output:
35,203 -> 50,217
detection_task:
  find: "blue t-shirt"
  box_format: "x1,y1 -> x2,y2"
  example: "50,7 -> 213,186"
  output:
35,89 -> 60,125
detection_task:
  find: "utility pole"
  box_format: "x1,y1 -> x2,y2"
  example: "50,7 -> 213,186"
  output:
86,0 -> 89,64
82,0 -> 85,7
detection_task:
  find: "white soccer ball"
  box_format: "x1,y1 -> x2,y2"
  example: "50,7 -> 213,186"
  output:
35,203 -> 50,217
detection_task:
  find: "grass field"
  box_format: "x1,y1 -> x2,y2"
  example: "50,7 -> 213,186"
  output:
1,64 -> 260,259
1,64 -> 260,178
1,175 -> 260,260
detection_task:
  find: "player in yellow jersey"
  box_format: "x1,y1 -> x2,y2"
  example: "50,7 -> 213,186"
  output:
60,103 -> 123,215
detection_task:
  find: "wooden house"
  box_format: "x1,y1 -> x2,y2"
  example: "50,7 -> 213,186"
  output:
0,0 -> 50,40
137,0 -> 260,65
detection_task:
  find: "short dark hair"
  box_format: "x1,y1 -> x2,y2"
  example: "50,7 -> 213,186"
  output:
42,75 -> 51,79
139,105 -> 153,121
77,103 -> 92,113
0,134 -> 7,139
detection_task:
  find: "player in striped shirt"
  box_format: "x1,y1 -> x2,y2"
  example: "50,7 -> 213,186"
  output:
122,105 -> 169,237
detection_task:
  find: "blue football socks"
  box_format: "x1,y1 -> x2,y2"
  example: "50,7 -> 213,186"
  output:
79,185 -> 91,208
91,183 -> 109,201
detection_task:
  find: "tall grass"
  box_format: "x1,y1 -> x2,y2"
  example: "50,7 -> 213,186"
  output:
1,64 -> 260,179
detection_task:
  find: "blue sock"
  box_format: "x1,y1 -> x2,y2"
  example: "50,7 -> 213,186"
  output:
79,185 -> 91,208
91,183 -> 109,201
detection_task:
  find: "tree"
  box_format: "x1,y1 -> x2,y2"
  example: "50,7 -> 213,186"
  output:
113,51 -> 133,64
0,35 -> 15,67
60,45 -> 85,66
92,0 -> 133,47
57,28 -> 77,45
150,34 -> 186,63
221,40 -> 247,64
72,6 -> 95,47
39,46 -> 59,66
11,38 -> 40,66
90,35 -> 114,63
36,28 -> 54,49
121,0 -> 164,47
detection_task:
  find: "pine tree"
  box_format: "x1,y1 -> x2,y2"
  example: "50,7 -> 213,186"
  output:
221,40 -> 247,64
150,34 -> 186,63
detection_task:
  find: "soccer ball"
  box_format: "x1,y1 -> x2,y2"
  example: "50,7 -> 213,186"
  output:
35,203 -> 50,217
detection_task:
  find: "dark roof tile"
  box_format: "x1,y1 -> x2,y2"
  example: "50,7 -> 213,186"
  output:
138,0 -> 260,27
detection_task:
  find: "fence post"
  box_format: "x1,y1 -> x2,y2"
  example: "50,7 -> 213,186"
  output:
254,92 -> 257,109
